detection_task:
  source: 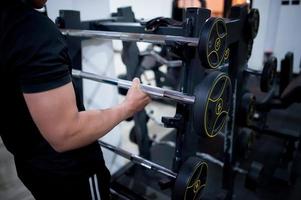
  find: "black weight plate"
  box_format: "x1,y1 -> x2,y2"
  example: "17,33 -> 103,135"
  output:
194,71 -> 232,138
129,127 -> 137,144
172,157 -> 208,200
240,92 -> 256,126
246,9 -> 260,40
198,18 -> 227,69
117,74 -> 129,96
260,56 -> 277,92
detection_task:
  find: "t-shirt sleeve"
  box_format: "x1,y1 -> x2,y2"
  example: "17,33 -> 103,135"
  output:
9,12 -> 72,93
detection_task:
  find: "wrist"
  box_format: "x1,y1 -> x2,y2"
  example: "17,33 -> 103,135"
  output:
117,101 -> 132,120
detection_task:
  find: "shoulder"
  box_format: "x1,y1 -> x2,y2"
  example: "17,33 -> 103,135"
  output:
8,9 -> 68,63
20,11 -> 64,42
1,5 -> 67,68
2,2 -> 62,40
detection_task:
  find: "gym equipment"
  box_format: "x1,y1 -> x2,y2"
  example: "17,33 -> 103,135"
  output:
116,7 -> 153,159
198,18 -> 228,69
59,5 -> 263,198
72,69 -> 232,138
99,141 -> 208,200
196,152 -> 264,191
61,28 -> 198,46
242,53 -> 301,192
281,75 -> 301,105
280,52 -> 294,95
239,92 -> 256,126
61,17 -> 227,68
72,69 -> 195,104
244,8 -> 260,61
246,40 -> 253,60
244,162 -> 264,191
197,152 -> 246,174
237,128 -> 254,159
260,56 -> 277,92
193,71 -> 232,137
221,6 -> 261,197
245,8 -> 260,40
140,49 -> 183,67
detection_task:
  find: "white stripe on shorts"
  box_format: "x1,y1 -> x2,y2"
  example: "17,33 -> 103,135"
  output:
89,176 -> 96,200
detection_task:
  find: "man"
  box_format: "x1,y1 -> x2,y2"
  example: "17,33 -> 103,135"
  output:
0,0 -> 151,199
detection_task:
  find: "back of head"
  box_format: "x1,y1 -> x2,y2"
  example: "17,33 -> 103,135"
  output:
21,0 -> 47,9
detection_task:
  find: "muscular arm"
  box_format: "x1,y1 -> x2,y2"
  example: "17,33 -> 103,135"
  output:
8,9 -> 151,153
24,79 -> 150,153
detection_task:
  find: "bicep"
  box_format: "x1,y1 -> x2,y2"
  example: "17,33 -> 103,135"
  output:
23,83 -> 79,146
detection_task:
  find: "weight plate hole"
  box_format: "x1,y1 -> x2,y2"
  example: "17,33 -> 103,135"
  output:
208,51 -> 219,67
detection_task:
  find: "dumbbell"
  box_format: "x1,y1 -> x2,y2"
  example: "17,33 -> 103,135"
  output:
99,140 -> 208,200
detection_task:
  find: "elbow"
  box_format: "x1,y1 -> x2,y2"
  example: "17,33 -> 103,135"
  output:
46,129 -> 78,153
40,113 -> 81,153
49,137 -> 71,153
51,142 -> 69,153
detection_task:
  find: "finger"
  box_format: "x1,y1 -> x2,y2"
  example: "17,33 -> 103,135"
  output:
142,96 -> 149,101
132,78 -> 140,88
144,96 -> 151,103
141,95 -> 150,101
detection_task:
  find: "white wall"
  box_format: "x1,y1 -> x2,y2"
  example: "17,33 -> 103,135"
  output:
109,0 -> 173,20
109,0 -> 173,51
274,3 -> 301,72
250,0 -> 301,72
47,0 -> 111,21
249,0 -> 277,70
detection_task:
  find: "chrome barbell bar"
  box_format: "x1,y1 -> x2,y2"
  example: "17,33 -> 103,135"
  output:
99,140 -> 177,179
61,29 -> 200,47
72,69 -> 195,104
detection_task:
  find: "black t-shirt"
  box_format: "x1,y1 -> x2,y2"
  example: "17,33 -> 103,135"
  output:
0,1 -> 105,177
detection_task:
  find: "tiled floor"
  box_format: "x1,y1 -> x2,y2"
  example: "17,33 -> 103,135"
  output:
0,139 -> 34,200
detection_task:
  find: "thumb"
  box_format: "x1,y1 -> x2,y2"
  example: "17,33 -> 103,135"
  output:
132,78 -> 140,88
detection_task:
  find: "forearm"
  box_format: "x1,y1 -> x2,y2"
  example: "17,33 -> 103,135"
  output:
57,103 -> 128,152
24,81 -> 150,153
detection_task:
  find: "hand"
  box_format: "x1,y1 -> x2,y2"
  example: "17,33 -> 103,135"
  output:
122,78 -> 151,118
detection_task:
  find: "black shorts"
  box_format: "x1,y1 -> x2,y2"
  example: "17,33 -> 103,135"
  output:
15,162 -> 111,200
